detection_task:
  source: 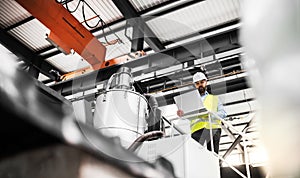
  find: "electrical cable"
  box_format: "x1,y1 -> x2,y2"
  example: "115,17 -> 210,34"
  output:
56,0 -> 80,11
55,0 -> 65,3
127,131 -> 164,152
56,0 -> 123,46
82,1 -> 101,29
65,0 -> 82,13
100,19 -> 114,45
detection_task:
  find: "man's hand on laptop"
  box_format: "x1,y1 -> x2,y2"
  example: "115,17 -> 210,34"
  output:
177,109 -> 184,117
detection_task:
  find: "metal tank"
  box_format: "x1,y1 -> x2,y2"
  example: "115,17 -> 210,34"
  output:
93,67 -> 148,148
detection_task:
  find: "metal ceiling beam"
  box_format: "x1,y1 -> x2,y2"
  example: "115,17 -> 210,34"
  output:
159,19 -> 240,50
7,0 -> 209,59
137,0 -> 181,15
154,77 -> 249,106
94,1 -> 210,40
112,0 -> 165,52
35,45 -> 55,55
50,29 -> 240,96
130,18 -> 144,52
28,65 -> 39,79
91,0 -> 184,34
4,16 -> 35,31
37,1 -> 236,59
145,0 -> 205,18
41,20 -> 240,61
5,0 -> 182,36
134,55 -> 242,93
224,98 -> 255,107
134,65 -> 243,95
0,28 -> 61,81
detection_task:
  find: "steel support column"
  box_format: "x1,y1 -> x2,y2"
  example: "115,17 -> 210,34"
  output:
112,0 -> 165,52
129,18 -> 144,52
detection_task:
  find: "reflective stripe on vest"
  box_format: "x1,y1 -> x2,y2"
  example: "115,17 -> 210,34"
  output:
191,94 -> 221,133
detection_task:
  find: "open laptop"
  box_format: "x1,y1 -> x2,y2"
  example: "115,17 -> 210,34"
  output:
174,90 -> 207,116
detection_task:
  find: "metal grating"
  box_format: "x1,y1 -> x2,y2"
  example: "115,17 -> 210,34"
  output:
8,19 -> 51,52
62,0 -> 124,30
128,0 -> 170,12
0,0 -> 31,29
146,0 -> 241,43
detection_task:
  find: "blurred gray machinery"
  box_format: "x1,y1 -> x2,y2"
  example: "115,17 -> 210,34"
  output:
0,58 -> 175,178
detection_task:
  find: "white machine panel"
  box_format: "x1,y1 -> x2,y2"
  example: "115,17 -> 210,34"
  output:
135,135 -> 220,178
93,89 -> 148,148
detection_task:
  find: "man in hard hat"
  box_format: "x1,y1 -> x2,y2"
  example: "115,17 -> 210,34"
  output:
177,72 -> 227,154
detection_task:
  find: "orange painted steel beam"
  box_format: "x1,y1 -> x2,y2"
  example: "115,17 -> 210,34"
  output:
16,0 -> 106,69
60,50 -> 146,81
61,56 -> 129,81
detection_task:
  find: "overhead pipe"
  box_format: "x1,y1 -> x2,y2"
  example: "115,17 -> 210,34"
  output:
135,56 -> 242,93
144,67 -> 246,94
155,77 -> 250,106
50,29 -> 240,95
144,94 -> 165,133
127,131 -> 164,152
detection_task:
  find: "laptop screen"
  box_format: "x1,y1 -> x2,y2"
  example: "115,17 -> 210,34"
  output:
173,90 -> 206,115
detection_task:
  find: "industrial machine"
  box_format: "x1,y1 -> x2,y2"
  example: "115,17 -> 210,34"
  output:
91,67 -> 221,178
93,67 -> 148,148
9,1 -> 221,176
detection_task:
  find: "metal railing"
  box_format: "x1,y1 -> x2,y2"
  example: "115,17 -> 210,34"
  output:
211,111 -> 258,178
242,125 -> 257,178
166,111 -> 260,178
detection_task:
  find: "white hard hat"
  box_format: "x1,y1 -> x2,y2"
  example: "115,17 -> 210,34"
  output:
193,72 -> 207,83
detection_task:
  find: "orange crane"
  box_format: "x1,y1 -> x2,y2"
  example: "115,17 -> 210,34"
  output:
16,0 -> 106,70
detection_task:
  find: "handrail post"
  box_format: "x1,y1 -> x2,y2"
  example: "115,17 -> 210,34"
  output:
208,112 -> 214,154
242,125 -> 256,178
209,111 -> 257,178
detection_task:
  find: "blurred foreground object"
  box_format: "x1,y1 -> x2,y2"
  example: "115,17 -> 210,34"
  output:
240,0 -> 300,177
0,51 -> 174,178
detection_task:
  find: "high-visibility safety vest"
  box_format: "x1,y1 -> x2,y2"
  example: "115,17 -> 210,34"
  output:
191,94 -> 221,133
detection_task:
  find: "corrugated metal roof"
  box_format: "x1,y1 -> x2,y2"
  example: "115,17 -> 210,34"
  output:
0,0 -> 31,29
46,52 -> 91,73
146,0 -> 241,43
64,0 -> 123,30
93,19 -> 149,60
128,0 -> 170,12
8,19 -> 51,52
100,28 -> 150,60
1,0 -> 242,74
100,28 -> 132,60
